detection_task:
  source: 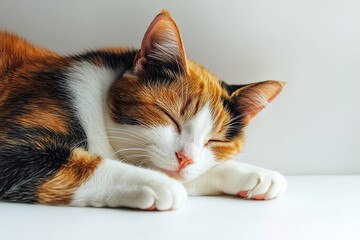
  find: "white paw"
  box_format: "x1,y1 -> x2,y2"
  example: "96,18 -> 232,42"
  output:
222,165 -> 287,200
135,176 -> 188,210
70,160 -> 187,210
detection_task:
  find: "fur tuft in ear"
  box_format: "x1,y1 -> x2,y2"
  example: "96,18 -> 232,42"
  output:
231,80 -> 286,123
134,10 -> 187,77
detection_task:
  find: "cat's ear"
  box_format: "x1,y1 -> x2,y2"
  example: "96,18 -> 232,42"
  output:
231,81 -> 286,124
134,10 -> 187,76
220,81 -> 247,95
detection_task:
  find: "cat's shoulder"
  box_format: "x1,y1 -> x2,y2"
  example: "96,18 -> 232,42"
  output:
0,31 -> 59,75
0,31 -> 57,56
0,31 -> 26,44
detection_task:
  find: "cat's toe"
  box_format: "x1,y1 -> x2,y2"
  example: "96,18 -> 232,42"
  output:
238,191 -> 266,200
238,190 -> 248,198
254,171 -> 286,200
253,193 -> 266,200
265,172 -> 287,199
145,204 -> 156,211
237,170 -> 287,200
139,177 -> 187,211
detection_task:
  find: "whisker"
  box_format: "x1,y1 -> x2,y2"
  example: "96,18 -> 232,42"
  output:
121,154 -> 148,161
106,129 -> 152,142
107,136 -> 148,147
108,147 -> 148,159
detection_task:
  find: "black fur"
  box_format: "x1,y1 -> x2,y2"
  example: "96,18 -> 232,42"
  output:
0,132 -> 72,202
220,81 -> 246,96
221,97 -> 245,141
72,50 -> 137,70
0,71 -> 87,202
0,50 -> 135,202
138,52 -> 185,84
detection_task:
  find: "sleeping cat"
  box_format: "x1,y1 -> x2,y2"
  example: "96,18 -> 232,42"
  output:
0,10 -> 286,210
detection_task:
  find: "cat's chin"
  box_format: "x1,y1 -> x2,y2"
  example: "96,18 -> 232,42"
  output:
161,169 -> 199,182
163,170 -> 182,180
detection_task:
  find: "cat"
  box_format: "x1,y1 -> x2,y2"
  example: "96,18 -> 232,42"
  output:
0,10 -> 286,210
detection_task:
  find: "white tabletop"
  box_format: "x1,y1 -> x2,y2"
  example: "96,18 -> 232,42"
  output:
1,176 -> 359,240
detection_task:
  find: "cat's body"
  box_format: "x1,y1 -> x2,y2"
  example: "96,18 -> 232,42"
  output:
0,11 -> 286,210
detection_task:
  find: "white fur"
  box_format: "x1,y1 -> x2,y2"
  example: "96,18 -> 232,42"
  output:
67,61 -> 286,209
67,62 -> 117,157
184,161 -> 287,199
149,28 -> 180,65
71,159 -> 187,210
107,102 -> 218,181
67,62 -> 187,209
178,102 -> 218,180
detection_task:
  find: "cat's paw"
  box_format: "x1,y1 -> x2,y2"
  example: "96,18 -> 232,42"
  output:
223,166 -> 287,200
136,176 -> 188,211
238,169 -> 286,200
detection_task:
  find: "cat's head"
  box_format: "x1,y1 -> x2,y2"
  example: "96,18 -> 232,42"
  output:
107,10 -> 285,181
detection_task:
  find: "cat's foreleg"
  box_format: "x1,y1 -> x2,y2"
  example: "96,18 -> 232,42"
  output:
38,148 -> 187,210
183,160 -> 287,200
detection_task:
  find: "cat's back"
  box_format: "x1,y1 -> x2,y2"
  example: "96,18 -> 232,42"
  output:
0,32 -> 61,107
0,31 -> 59,77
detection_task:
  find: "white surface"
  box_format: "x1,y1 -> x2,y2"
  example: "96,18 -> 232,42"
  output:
1,176 -> 359,240
0,0 -> 359,175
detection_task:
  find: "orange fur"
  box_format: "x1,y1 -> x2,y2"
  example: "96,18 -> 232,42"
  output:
0,31 -> 59,74
17,99 -> 69,134
1,26 -> 283,165
0,32 -> 69,134
37,148 -> 102,205
108,58 -> 248,161
0,11 -> 285,206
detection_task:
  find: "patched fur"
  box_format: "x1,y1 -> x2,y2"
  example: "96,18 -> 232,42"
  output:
0,11 -> 286,208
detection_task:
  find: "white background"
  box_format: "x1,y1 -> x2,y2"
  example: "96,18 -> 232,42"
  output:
2,176 -> 360,240
1,0 -> 359,175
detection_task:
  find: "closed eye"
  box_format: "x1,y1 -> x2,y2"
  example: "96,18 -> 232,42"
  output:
205,139 -> 231,147
158,106 -> 181,133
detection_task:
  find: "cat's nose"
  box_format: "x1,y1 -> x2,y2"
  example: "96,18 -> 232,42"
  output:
175,150 -> 193,172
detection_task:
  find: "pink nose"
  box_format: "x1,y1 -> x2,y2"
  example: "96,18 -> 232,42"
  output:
175,150 -> 193,172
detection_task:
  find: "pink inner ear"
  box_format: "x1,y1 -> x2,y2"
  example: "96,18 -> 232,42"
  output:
234,81 -> 285,122
134,10 -> 187,73
137,14 -> 168,59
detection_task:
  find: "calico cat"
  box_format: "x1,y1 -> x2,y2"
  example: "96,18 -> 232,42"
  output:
0,10 -> 286,210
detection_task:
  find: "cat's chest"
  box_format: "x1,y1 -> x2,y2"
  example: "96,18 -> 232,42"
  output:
66,62 -> 119,158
